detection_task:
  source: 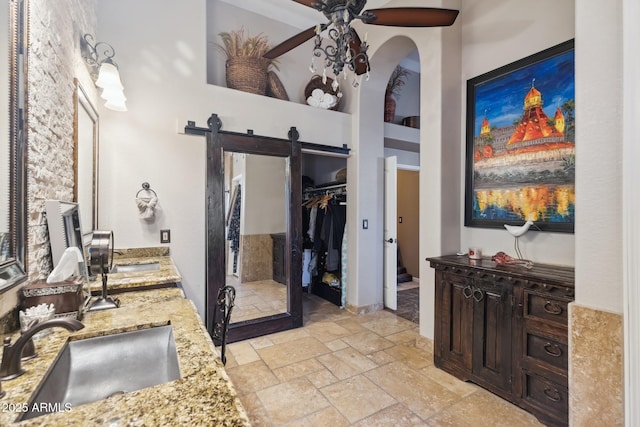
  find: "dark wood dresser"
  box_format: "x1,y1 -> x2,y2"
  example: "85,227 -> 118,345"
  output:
427,255 -> 574,427
271,233 -> 287,285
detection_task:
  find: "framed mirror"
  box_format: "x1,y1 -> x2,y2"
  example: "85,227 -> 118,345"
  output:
0,0 -> 28,291
205,116 -> 302,343
224,152 -> 289,323
73,78 -> 98,245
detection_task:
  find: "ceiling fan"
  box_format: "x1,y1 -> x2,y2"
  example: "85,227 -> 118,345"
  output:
263,0 -> 459,82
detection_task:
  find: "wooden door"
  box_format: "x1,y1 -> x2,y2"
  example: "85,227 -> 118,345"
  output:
435,271 -> 473,377
383,156 -> 397,310
205,116 -> 303,343
472,277 -> 513,394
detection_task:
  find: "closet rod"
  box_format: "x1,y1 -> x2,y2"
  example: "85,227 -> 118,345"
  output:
305,183 -> 346,192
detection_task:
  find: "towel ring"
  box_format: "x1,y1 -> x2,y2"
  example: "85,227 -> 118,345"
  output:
136,182 -> 157,198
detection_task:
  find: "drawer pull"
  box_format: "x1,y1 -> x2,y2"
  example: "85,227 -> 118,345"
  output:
543,387 -> 561,402
463,286 -> 473,299
544,342 -> 562,357
473,289 -> 484,302
543,301 -> 563,315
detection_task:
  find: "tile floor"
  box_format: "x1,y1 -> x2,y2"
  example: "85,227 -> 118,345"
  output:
228,277 -> 288,323
394,287 -> 420,324
225,293 -> 545,426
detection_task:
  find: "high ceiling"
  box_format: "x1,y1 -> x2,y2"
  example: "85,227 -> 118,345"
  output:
216,0 -> 419,72
218,0 -> 392,30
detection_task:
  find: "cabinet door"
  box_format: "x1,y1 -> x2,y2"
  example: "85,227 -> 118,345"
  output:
436,272 -> 474,375
472,278 -> 513,393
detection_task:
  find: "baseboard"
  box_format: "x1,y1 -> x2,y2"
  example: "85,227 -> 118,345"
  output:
345,302 -> 384,315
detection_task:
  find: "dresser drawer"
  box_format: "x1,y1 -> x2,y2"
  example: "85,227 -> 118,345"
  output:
525,331 -> 568,372
522,371 -> 568,424
442,272 -> 469,286
524,291 -> 568,326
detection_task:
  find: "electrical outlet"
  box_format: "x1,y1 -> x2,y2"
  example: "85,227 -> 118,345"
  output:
160,229 -> 171,243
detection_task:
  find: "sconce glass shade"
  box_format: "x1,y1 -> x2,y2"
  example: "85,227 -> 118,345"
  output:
82,34 -> 127,112
100,86 -> 126,103
104,97 -> 128,112
101,85 -> 127,112
95,62 -> 124,90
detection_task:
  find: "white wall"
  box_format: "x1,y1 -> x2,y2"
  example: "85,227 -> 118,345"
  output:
243,154 -> 286,235
418,0 -> 462,338
574,0 -> 622,313
623,0 -> 640,420
459,0 -> 575,266
384,148 -> 419,167
97,0 -> 351,317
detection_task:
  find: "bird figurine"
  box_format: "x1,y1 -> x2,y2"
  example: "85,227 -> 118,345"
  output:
504,220 -> 535,260
504,220 -> 534,237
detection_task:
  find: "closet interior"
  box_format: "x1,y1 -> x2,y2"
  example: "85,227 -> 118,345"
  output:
301,153 -> 348,307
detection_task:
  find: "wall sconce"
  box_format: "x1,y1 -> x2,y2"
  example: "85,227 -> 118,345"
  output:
81,34 -> 127,112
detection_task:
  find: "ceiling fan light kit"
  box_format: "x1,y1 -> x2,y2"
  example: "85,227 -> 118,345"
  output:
264,0 -> 459,90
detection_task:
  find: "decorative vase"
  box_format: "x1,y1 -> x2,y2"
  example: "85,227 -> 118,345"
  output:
225,56 -> 270,95
384,95 -> 396,123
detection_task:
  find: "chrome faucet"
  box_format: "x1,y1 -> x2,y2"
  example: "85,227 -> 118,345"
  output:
0,318 -> 84,380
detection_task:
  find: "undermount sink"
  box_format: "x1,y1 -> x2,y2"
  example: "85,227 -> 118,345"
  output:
110,262 -> 160,274
19,324 -> 181,421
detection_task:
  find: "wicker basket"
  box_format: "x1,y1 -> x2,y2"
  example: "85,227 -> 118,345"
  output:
266,71 -> 289,101
226,56 -> 270,95
304,75 -> 342,111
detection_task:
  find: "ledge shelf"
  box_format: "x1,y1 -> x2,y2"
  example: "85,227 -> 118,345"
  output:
384,122 -> 420,152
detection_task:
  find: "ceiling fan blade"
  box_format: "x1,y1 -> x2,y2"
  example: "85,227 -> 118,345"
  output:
291,0 -> 316,8
263,26 -> 317,60
365,7 -> 459,27
349,30 -> 369,75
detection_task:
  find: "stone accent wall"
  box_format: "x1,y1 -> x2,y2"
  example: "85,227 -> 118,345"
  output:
239,234 -> 273,283
0,0 -> 96,321
26,0 -> 97,279
569,304 -> 624,426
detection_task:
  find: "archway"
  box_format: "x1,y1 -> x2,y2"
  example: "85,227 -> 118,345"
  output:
344,35 -> 421,315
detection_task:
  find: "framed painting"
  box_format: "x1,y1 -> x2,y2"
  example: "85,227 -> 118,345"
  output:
464,39 -> 575,233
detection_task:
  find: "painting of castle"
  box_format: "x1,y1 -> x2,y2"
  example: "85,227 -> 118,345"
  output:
465,41 -> 575,232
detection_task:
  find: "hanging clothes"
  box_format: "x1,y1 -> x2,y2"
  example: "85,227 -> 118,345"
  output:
227,185 -> 241,273
302,184 -> 347,307
307,206 -> 318,242
325,202 -> 346,271
340,224 -> 347,308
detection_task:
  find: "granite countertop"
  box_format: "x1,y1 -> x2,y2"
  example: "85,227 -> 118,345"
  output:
88,247 -> 182,294
0,288 -> 250,425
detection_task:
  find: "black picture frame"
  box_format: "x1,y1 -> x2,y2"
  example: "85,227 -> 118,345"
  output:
464,39 -> 575,233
